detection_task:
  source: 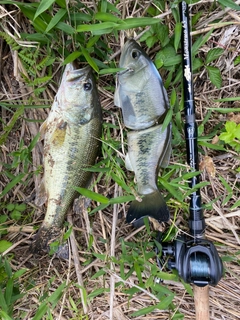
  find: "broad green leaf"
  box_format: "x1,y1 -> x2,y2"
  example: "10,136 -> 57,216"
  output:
81,46 -> 99,73
193,57 -> 204,71
116,17 -> 159,30
55,21 -> 75,35
170,88 -> 177,107
95,12 -> 120,23
130,304 -> 157,317
234,56 -> 240,66
5,278 -> 13,306
161,108 -> 172,133
198,140 -> 225,150
206,48 -> 224,64
47,282 -> 66,308
192,29 -> 213,55
12,268 -> 27,280
225,120 -> 237,132
109,195 -> 135,204
88,288 -> 105,300
86,35 -> 100,48
74,187 -> 109,204
158,24 -> 169,47
0,310 -> 12,320
0,240 -> 12,253
32,302 -> 48,320
34,0 -> 55,20
90,269 -> 106,279
218,0 -> 240,10
206,66 -> 222,88
174,22 -> 182,52
77,22 -> 118,32
99,68 -> 125,75
45,8 -> 67,33
63,51 -> 82,65
6,203 -> 15,211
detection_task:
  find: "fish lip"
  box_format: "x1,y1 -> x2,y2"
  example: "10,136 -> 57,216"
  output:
65,63 -> 92,82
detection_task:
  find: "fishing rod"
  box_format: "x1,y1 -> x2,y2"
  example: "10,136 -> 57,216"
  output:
160,0 -> 223,297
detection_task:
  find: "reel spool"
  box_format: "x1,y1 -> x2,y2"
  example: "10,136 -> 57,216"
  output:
162,236 -> 223,287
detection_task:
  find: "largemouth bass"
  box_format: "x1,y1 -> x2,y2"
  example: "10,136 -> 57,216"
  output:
114,39 -> 171,225
126,124 -> 171,225
32,63 -> 102,253
114,39 -> 169,130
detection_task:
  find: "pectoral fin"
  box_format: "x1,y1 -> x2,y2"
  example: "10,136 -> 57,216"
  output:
125,153 -> 134,171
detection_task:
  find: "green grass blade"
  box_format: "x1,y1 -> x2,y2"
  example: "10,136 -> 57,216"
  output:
0,173 -> 26,198
45,8 -> 67,33
74,187 -> 109,204
34,0 -> 55,20
0,106 -> 24,146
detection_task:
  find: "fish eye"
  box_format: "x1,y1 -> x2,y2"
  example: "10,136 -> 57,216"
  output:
131,50 -> 140,59
84,82 -> 92,91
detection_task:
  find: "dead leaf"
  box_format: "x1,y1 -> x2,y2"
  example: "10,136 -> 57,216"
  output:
212,135 -> 219,144
199,156 -> 216,177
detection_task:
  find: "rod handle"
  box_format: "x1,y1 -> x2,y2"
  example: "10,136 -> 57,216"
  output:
194,285 -> 210,320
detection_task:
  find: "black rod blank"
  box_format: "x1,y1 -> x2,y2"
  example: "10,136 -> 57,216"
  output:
179,1 -> 205,238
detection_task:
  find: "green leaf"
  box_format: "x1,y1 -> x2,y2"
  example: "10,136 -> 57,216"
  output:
74,187 -> 109,204
45,8 -> 67,33
6,204 -> 15,211
206,48 -> 224,64
192,29 -> 213,55
0,106 -> 24,146
109,195 -> 135,204
234,56 -> 240,66
206,66 -> 222,88
10,210 -> 21,221
77,22 -> 117,33
34,0 -> 55,20
0,310 -> 12,320
174,22 -> 182,52
0,289 -> 8,313
32,302 -> 48,320
98,68 -> 124,75
218,0 -> 240,10
63,51 -> 82,65
55,21 -> 75,35
0,240 -> 12,253
5,278 -> 13,306
81,46 -> 99,73
225,120 -> 237,133
0,173 -> 26,198
95,12 -> 120,23
47,282 -> 66,308
116,17 -> 159,30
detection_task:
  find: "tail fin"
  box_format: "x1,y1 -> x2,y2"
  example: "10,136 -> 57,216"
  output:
126,190 -> 170,228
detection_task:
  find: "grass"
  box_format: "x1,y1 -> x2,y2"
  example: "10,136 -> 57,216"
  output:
0,0 -> 240,319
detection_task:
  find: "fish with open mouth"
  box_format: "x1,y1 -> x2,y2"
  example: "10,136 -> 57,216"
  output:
32,63 -> 102,254
114,39 -> 171,225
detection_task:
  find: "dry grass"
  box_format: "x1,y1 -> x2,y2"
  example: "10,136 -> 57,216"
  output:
0,1 -> 240,319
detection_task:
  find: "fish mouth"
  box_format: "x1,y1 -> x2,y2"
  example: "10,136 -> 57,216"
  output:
64,63 -> 92,82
